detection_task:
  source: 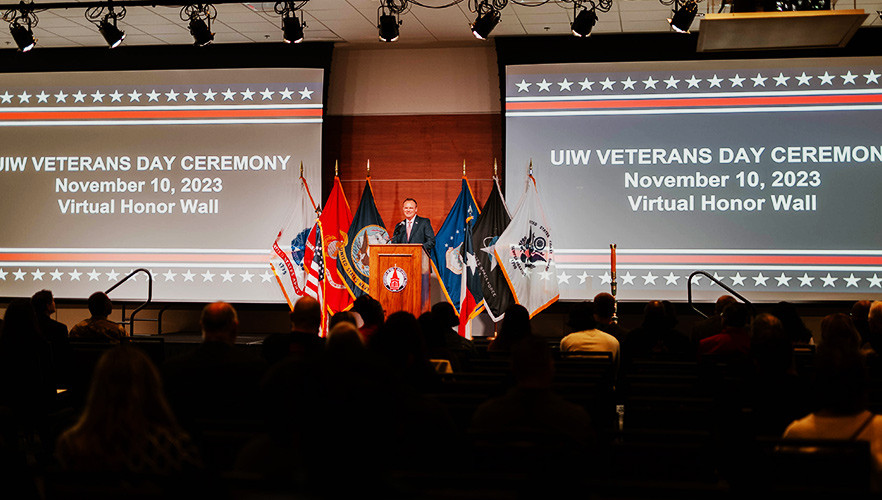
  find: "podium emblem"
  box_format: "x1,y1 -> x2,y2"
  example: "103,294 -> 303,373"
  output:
382,266 -> 408,293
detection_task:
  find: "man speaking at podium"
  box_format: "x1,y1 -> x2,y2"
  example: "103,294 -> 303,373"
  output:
391,197 -> 435,254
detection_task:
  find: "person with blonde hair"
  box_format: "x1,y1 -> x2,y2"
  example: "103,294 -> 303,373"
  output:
56,346 -> 201,475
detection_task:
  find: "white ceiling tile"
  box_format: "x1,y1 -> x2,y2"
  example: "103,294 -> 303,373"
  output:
621,9 -> 672,21
623,19 -> 676,31
139,23 -> 188,35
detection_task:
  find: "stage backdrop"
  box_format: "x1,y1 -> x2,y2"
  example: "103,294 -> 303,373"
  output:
0,67 -> 323,302
506,56 -> 882,302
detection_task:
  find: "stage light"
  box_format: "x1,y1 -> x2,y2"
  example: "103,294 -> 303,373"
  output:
668,0 -> 698,33
86,5 -> 126,48
470,9 -> 500,40
182,4 -> 216,46
282,14 -> 304,43
9,22 -> 36,52
378,13 -> 399,42
98,19 -> 125,48
189,16 -> 214,46
571,7 -> 597,37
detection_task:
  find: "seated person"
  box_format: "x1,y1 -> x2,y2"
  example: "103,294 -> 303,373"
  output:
699,301 -> 751,360
69,292 -> 126,342
782,347 -> 882,490
593,292 -> 629,343
560,301 -> 620,371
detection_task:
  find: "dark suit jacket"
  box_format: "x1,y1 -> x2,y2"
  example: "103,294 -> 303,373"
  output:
392,215 -> 435,253
391,215 -> 435,253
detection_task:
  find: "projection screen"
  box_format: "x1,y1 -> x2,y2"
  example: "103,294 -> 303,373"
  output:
505,56 -> 882,302
0,67 -> 323,303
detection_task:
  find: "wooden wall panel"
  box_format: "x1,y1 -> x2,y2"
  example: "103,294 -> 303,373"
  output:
323,114 -> 503,232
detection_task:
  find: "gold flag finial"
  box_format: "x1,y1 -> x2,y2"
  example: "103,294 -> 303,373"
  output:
299,161 -> 303,177
334,160 -> 339,177
494,158 -> 498,177
529,159 -> 533,176
367,159 -> 370,177
463,159 -> 466,176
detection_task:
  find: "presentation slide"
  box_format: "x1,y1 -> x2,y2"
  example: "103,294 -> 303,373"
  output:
0,67 -> 323,303
506,56 -> 882,302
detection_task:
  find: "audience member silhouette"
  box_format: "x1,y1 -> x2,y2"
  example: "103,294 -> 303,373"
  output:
369,311 -> 439,392
699,301 -> 751,361
852,300 -> 873,351
418,311 -> 462,372
261,296 -> 324,366
329,310 -> 360,330
163,302 -> 267,436
560,301 -> 620,370
692,295 -> 737,344
623,300 -> 691,361
487,304 -> 533,353
866,301 -> 882,364
56,345 -> 201,475
593,292 -> 629,343
819,313 -> 862,355
351,295 -> 385,343
471,335 -> 595,445
738,313 -> 811,437
0,299 -> 54,436
31,289 -> 71,387
431,301 -> 479,361
69,292 -> 126,342
771,301 -> 813,345
782,346 -> 882,490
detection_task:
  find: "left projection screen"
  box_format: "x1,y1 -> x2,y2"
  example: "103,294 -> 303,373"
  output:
0,67 -> 323,303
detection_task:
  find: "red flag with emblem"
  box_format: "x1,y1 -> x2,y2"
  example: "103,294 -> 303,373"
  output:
318,176 -> 353,314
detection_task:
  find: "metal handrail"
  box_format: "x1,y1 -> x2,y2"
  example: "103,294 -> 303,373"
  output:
686,270 -> 755,318
105,267 -> 152,335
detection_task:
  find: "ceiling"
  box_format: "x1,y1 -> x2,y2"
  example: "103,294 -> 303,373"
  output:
6,0 -> 882,49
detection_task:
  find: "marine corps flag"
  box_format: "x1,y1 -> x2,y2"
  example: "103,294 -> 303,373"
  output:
318,176 -> 353,314
493,174 -> 559,318
471,176 -> 513,322
270,173 -> 317,309
338,176 -> 389,299
430,176 -> 480,312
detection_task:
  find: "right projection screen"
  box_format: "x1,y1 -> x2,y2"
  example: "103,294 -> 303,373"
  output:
505,56 -> 882,302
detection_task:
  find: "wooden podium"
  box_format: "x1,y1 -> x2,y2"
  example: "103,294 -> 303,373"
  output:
369,244 -> 430,318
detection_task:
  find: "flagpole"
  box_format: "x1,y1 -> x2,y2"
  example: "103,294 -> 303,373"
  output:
611,243 -> 618,324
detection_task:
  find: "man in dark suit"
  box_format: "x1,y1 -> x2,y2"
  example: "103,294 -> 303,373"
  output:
391,197 -> 435,253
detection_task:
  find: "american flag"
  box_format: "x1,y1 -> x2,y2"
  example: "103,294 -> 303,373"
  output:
304,221 -> 326,334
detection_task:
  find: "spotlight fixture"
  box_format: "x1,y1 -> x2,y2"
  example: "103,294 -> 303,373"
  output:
276,1 -> 308,43
98,19 -> 125,47
470,0 -> 501,41
668,0 -> 698,33
282,14 -> 304,43
378,13 -> 399,42
3,3 -> 38,52
86,5 -> 126,48
377,1 -> 404,43
182,4 -> 216,46
189,17 -> 213,46
9,21 -> 35,51
571,7 -> 597,37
